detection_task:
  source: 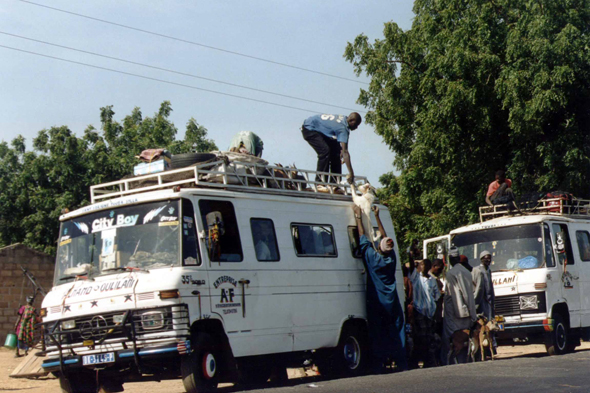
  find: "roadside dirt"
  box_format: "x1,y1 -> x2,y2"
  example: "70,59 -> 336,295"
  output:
3,343 -> 590,392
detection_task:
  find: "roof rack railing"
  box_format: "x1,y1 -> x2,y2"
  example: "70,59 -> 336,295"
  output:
90,159 -> 371,203
479,197 -> 590,222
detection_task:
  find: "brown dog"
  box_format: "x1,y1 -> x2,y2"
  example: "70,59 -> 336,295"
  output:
470,316 -> 500,361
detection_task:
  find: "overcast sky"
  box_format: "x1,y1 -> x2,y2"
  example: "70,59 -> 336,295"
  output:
0,0 -> 415,185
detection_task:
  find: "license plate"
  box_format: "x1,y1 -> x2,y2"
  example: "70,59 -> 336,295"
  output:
82,352 -> 115,366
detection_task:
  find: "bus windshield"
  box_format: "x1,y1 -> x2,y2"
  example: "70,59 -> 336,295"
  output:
452,224 -> 546,272
55,200 -> 181,285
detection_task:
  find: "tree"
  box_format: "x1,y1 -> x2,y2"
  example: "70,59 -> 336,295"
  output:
0,102 -> 218,254
345,0 -> 590,249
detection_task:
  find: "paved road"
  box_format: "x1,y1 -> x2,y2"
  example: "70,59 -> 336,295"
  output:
225,349 -> 590,393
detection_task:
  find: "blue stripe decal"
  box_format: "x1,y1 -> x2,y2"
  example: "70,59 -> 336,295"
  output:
504,324 -> 546,329
119,347 -> 179,358
42,359 -> 79,368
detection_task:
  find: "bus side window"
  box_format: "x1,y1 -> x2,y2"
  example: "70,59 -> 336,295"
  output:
198,200 -> 243,262
575,231 -> 590,262
552,223 -> 575,265
348,226 -> 379,259
250,218 -> 280,262
543,224 -> 555,267
182,199 -> 201,266
291,224 -> 337,257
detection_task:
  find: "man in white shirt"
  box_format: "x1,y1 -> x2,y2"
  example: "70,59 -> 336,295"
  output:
408,258 -> 441,368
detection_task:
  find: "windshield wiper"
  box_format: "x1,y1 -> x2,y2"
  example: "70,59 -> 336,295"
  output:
103,266 -> 150,273
59,272 -> 90,281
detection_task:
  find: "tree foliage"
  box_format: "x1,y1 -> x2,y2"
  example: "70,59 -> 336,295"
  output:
0,101 -> 217,255
345,0 -> 590,249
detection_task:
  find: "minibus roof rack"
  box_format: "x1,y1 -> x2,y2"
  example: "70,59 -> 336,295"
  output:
479,197 -> 590,222
90,159 -> 372,203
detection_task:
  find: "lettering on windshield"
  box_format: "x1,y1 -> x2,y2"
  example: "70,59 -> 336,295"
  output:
92,214 -> 139,232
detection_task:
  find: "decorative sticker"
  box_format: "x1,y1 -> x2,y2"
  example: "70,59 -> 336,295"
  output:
159,221 -> 179,227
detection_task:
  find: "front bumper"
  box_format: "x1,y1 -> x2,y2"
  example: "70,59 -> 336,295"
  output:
497,318 -> 553,343
41,304 -> 191,372
42,340 -> 191,372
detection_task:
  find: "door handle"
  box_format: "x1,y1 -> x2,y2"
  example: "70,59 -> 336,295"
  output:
239,279 -> 250,318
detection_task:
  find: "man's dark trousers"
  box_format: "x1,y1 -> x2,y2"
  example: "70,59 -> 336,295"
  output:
301,127 -> 341,183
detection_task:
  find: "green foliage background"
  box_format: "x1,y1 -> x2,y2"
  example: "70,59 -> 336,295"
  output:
0,101 -> 217,255
345,0 -> 590,250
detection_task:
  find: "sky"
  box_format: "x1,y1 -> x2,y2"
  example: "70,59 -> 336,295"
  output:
0,0 -> 415,185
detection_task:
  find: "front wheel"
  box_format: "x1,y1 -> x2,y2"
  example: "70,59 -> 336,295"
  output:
181,333 -> 219,393
316,325 -> 369,378
59,371 -> 97,393
545,313 -> 569,355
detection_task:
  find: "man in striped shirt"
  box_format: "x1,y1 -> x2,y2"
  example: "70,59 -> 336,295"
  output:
408,258 -> 441,368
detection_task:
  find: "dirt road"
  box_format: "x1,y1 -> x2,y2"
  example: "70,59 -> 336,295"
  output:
3,343 -> 589,392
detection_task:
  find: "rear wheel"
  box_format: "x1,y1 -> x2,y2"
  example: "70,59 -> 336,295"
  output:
316,325 -> 368,378
546,313 -> 569,355
181,333 -> 219,393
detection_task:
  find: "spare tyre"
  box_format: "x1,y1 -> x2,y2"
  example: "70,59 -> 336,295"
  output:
170,153 -> 217,169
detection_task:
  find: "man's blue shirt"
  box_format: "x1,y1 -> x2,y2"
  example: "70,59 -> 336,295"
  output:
359,235 -> 398,313
302,114 -> 350,143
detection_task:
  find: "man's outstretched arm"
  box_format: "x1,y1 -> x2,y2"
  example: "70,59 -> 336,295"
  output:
340,142 -> 354,183
353,205 -> 364,237
372,205 -> 387,239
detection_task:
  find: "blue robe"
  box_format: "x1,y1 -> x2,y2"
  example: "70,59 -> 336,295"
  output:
359,235 -> 406,368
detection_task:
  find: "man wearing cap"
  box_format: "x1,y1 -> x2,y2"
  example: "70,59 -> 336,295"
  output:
352,204 -> 406,372
473,250 -> 496,354
442,247 -> 477,364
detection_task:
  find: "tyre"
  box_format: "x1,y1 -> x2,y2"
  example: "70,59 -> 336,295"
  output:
545,313 -> 569,355
170,153 -> 217,169
59,371 -> 97,393
316,325 -> 368,378
181,332 -> 219,393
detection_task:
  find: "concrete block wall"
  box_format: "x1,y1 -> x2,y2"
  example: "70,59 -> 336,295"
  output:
0,244 -> 54,344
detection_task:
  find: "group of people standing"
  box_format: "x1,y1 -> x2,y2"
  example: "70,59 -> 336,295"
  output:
406,246 -> 497,367
352,202 -> 497,372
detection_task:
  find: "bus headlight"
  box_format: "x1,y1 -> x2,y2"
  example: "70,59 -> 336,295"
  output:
519,295 -> 538,310
141,311 -> 165,330
62,320 -> 76,330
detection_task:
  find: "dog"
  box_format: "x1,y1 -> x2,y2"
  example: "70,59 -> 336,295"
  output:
350,182 -> 378,242
469,316 -> 500,362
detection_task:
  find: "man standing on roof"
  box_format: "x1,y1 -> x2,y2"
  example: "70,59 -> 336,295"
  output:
302,113 -> 361,190
353,204 -> 407,373
486,170 -> 514,206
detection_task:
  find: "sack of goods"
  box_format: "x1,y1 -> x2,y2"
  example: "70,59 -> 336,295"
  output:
133,149 -> 171,176
204,151 -> 268,185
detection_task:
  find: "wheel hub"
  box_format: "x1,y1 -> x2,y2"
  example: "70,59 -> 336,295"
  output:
202,353 -> 217,379
343,336 -> 361,370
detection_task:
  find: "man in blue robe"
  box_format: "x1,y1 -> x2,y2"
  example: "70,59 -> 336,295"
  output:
353,205 -> 407,372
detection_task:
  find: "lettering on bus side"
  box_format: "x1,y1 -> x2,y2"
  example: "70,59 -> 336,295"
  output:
213,275 -> 241,315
